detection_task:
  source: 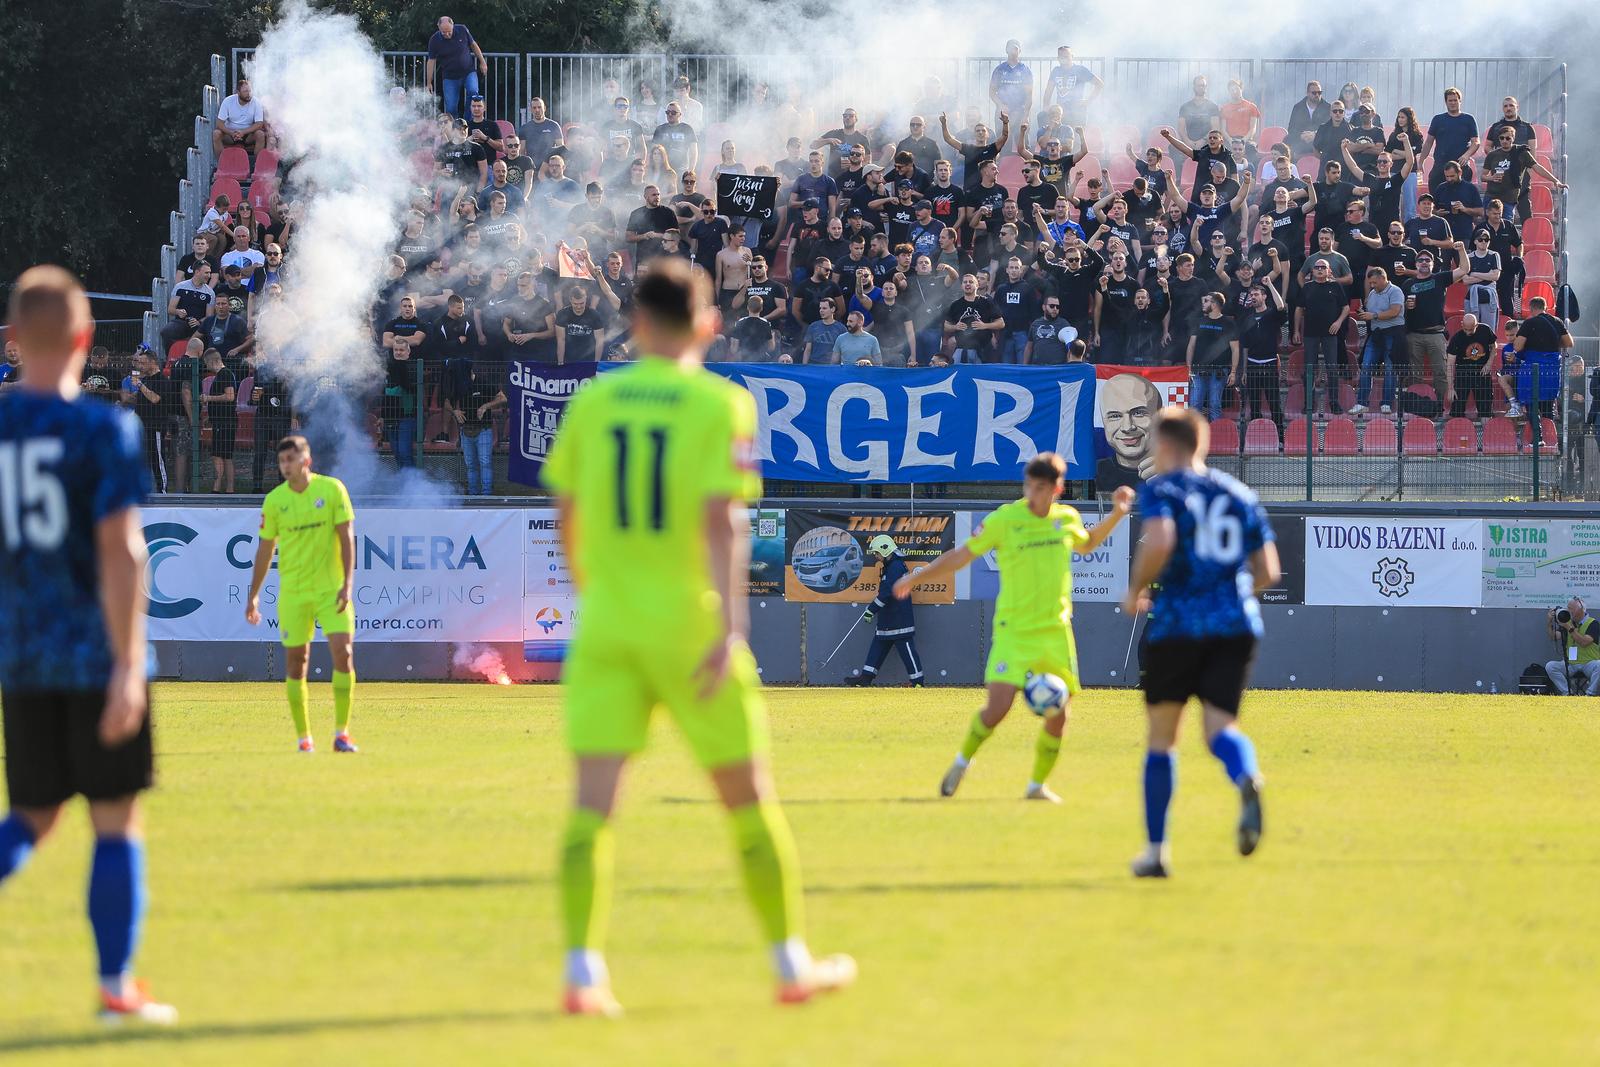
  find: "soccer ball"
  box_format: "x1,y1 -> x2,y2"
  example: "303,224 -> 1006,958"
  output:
1023,673 -> 1068,716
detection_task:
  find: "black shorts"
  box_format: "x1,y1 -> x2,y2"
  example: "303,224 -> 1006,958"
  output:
211,419 -> 237,459
2,689 -> 155,808
1142,634 -> 1257,715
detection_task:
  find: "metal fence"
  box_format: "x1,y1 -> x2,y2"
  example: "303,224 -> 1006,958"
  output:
230,48 -> 524,126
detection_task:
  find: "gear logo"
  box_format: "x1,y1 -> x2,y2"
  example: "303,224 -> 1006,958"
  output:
1371,557 -> 1415,599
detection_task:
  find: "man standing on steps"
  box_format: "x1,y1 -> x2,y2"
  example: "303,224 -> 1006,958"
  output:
850,536 -> 924,687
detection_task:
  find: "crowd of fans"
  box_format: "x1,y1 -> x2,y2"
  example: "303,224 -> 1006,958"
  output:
124,25 -> 1589,493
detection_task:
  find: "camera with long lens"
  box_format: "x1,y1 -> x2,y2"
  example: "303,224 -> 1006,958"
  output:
1555,607 -> 1573,626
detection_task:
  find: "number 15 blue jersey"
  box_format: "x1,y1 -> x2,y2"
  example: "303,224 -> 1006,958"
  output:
1137,467 -> 1272,643
0,391 -> 148,691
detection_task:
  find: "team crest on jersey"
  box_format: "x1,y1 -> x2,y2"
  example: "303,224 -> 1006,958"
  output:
996,661 -> 1009,673
315,498 -> 325,508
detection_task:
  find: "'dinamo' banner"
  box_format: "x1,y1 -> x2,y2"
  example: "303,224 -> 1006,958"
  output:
784,509 -> 956,604
142,508 -> 527,641
704,363 -> 1099,483
1092,364 -> 1189,493
506,361 -> 597,489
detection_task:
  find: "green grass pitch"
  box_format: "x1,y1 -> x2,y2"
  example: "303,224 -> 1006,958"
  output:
1,683 -> 1597,1065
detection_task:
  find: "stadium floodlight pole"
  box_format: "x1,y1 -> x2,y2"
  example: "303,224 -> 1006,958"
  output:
821,611 -> 872,668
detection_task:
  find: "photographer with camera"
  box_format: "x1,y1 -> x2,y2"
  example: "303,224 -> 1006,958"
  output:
1545,598 -> 1600,696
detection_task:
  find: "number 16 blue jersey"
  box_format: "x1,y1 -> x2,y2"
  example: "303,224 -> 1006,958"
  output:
1137,467 -> 1272,643
0,391 -> 148,691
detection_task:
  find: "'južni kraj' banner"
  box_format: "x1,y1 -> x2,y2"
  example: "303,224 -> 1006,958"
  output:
702,363 -> 1099,483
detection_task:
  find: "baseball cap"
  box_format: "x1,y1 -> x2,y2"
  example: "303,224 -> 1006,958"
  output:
846,208 -> 864,219
915,199 -> 933,211
897,179 -> 915,190
862,163 -> 884,174
802,198 -> 821,211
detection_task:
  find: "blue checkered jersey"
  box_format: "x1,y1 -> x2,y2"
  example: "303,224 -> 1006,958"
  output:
0,391 -> 148,691
1137,467 -> 1272,642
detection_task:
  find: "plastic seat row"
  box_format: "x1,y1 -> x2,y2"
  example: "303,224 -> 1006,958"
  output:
1211,415 -> 1556,455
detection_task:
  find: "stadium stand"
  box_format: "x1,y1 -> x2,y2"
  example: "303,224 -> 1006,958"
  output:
136,52 -> 1589,500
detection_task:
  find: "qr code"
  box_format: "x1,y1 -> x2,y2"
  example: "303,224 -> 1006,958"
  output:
757,518 -> 778,538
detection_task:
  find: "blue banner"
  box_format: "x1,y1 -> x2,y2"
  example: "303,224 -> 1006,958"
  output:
506,362 -> 597,489
703,363 -> 1099,483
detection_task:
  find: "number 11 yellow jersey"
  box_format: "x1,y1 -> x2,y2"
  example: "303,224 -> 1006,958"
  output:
542,358 -> 761,636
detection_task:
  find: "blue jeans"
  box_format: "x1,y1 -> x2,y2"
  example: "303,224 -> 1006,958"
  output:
1401,171 -> 1419,222
1000,330 -> 1028,364
1358,329 -> 1400,410
388,417 -> 417,468
915,328 -> 943,363
460,427 -> 494,495
440,70 -> 480,118
1191,371 -> 1227,421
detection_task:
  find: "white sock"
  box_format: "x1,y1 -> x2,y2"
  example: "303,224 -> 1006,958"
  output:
565,949 -> 609,988
771,938 -> 813,983
953,754 -> 970,769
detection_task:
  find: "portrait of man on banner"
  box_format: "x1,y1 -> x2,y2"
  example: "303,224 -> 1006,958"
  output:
1092,365 -> 1188,492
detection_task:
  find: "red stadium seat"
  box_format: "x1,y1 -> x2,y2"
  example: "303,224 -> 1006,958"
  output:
1178,159 -> 1197,188
1078,126 -> 1105,154
1358,417 -> 1396,455
1284,382 -> 1305,418
1521,216 -> 1555,250
252,149 -> 280,180
1257,125 -> 1287,152
1295,153 -> 1321,180
495,119 -> 515,142
166,340 -> 188,365
235,375 -> 255,412
1445,284 -> 1465,315
1534,123 -> 1555,152
1524,280 -> 1556,308
1402,417 -> 1437,454
215,146 -> 251,182
1524,249 -> 1555,280
1481,416 -> 1519,454
1441,417 -> 1478,454
1075,154 -> 1102,181
1283,417 -> 1313,455
1243,418 -> 1280,454
1321,417 -> 1358,455
1146,126 -> 1169,150
1529,185 -> 1555,217
248,179 -> 277,215
208,177 -> 242,209
1208,418 -> 1240,455
1522,417 -> 1559,454
1338,383 -> 1357,413
996,155 -> 1025,194
1108,157 -> 1139,186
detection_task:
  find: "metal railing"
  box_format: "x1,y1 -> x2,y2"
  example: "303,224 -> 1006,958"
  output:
231,48 -> 524,126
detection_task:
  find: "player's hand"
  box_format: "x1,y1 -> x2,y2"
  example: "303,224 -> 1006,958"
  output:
862,610 -> 875,622
693,633 -> 742,699
100,664 -> 148,747
892,575 -> 916,600
335,583 -> 352,614
1111,485 -> 1135,513
245,596 -> 261,626
1122,589 -> 1144,615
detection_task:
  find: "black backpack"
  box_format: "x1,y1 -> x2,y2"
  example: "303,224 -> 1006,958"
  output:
1518,662 -> 1553,695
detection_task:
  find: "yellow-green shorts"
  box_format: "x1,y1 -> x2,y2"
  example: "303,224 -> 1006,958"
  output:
562,636 -> 769,769
985,622 -> 1081,693
276,592 -> 355,648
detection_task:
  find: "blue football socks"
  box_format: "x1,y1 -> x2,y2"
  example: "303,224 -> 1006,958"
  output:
1209,727 -> 1260,785
1143,751 -> 1176,845
0,812 -> 36,883
88,837 -> 146,983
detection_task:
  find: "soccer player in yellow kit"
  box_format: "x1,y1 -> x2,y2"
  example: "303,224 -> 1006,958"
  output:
897,454 -> 1133,801
244,436 -> 358,754
541,258 -> 854,1017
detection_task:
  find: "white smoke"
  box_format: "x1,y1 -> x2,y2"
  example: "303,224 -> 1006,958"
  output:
634,0 -> 1593,304
246,0 -> 450,500
453,643 -> 513,685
